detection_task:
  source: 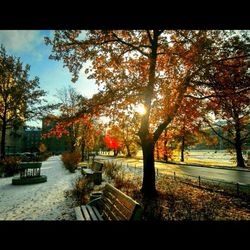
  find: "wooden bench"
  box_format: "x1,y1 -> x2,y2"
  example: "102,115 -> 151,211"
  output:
81,160 -> 104,185
74,183 -> 143,221
92,160 -> 103,172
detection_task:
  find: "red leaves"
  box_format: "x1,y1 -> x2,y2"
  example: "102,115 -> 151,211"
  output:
42,114 -> 94,139
42,123 -> 69,139
103,133 -> 121,150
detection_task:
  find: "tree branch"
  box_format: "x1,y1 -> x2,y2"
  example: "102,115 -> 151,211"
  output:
204,118 -> 235,146
153,76 -> 191,142
111,32 -> 150,57
184,94 -> 216,100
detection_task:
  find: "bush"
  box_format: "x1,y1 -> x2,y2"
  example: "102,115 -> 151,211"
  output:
103,161 -> 121,179
61,151 -> 81,173
71,176 -> 93,204
0,156 -> 21,177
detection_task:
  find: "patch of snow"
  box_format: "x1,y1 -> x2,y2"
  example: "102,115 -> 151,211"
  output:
0,155 -> 81,220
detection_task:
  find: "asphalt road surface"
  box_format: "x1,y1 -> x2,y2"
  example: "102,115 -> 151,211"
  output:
96,155 -> 250,185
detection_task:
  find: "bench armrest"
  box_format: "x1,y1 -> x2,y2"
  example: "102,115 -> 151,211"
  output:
87,197 -> 102,207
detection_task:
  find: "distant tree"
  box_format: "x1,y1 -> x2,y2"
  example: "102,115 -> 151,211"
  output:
0,45 -> 47,159
108,111 -> 140,157
55,86 -> 83,152
205,57 -> 250,167
103,126 -> 122,156
42,86 -> 101,161
200,34 -> 250,167
169,95 -> 206,162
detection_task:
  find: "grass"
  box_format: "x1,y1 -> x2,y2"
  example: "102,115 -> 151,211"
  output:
100,149 -> 240,168
172,150 -> 236,167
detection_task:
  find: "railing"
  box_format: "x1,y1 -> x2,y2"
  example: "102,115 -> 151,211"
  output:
101,158 -> 250,199
157,169 -> 250,199
19,162 -> 42,178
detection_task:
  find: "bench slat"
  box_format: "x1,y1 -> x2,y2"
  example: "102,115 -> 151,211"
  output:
92,206 -> 104,221
104,185 -> 137,210
81,205 -> 91,220
75,206 -> 84,220
112,203 -> 130,220
102,197 -> 127,220
86,205 -> 98,221
103,191 -> 132,219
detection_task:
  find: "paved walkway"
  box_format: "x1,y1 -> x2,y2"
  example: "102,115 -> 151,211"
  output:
0,155 -> 81,220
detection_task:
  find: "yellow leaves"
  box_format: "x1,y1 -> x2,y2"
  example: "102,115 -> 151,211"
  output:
38,143 -> 47,153
155,175 -> 250,220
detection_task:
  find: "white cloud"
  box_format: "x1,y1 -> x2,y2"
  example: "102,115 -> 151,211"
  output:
0,30 -> 44,60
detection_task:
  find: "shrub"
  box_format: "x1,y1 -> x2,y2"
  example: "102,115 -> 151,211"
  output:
61,151 -> 81,173
38,143 -> 47,153
0,156 -> 21,177
113,170 -> 139,193
71,176 -> 93,204
103,161 -> 121,179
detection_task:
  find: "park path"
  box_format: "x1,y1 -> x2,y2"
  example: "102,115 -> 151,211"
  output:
0,155 -> 81,220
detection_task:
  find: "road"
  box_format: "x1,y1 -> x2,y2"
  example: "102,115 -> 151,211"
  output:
96,155 -> 250,185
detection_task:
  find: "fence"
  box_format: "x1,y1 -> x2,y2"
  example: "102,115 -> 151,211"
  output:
157,169 -> 250,199
102,158 -> 250,199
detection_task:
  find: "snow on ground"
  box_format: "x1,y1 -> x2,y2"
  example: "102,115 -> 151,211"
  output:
0,155 -> 81,220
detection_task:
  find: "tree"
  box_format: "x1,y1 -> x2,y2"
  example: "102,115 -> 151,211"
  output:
0,45 -> 47,159
42,86 -> 101,160
107,110 -> 140,157
191,33 -> 250,168
168,95 -> 206,162
55,86 -> 83,152
103,128 -> 121,156
45,30 -> 242,197
204,57 -> 250,167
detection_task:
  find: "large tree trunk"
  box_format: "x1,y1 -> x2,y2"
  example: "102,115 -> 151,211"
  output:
180,135 -> 185,162
235,144 -> 245,168
1,121 -> 7,159
234,114 -> 246,168
235,130 -> 246,168
141,139 -> 157,197
139,31 -> 159,198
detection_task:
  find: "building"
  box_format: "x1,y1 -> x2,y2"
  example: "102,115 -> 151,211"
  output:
23,127 -> 42,153
41,116 -> 70,154
3,126 -> 24,155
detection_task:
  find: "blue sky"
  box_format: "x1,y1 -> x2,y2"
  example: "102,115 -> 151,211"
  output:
0,30 -> 99,127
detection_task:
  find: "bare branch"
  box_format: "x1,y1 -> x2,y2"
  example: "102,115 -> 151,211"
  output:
204,118 -> 235,146
111,32 -> 150,57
